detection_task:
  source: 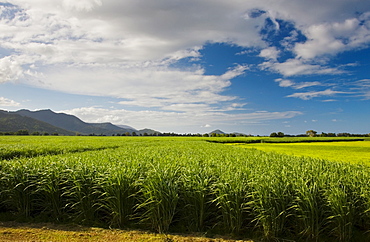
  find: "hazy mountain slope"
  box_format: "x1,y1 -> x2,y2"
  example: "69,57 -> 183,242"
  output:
0,110 -> 75,135
14,109 -> 132,135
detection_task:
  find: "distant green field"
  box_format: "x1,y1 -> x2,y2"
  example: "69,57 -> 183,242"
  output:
232,140 -> 370,165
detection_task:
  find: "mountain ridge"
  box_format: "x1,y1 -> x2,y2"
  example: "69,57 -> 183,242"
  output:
1,109 -> 228,136
6,109 -> 161,136
14,109 -> 135,135
0,110 -> 75,135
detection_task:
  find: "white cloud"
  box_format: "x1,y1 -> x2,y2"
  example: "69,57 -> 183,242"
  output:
351,79 -> 370,99
0,1 -> 367,79
286,89 -> 347,100
261,59 -> 343,76
275,78 -> 294,87
30,64 -> 245,113
62,0 -> 102,12
0,97 -> 20,107
322,99 -> 337,102
275,78 -> 322,89
0,56 -> 24,83
61,106 -> 302,132
3,0 -> 268,65
294,81 -> 322,89
0,0 -> 369,132
259,47 -> 280,61
294,14 -> 370,59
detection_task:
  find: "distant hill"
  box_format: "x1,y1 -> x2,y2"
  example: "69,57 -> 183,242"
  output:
14,109 -> 133,135
137,128 -> 162,136
1,109 -> 163,136
209,129 -> 225,135
0,110 -> 75,135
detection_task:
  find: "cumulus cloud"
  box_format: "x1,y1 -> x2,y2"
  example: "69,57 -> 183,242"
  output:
0,56 -> 24,83
1,0 -> 370,128
294,13 -> 370,59
62,0 -> 102,12
2,1 -> 366,78
0,97 -> 20,107
259,47 -> 280,61
32,64 -> 246,112
275,78 -> 294,88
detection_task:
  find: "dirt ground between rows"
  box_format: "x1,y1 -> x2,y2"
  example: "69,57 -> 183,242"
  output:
0,222 -> 253,242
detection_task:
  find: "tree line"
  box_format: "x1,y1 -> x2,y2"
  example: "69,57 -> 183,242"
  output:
270,130 -> 370,137
0,130 -> 59,136
2,129 -> 369,137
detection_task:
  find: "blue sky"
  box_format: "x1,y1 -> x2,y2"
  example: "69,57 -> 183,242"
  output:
0,0 -> 369,135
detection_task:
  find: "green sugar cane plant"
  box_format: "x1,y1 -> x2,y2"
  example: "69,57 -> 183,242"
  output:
1,136 -> 370,241
347,166 -> 370,236
97,163 -> 141,228
290,158 -> 330,241
137,162 -> 180,234
1,160 -> 38,219
64,162 -> 102,225
325,184 -> 355,242
250,161 -> 295,240
214,168 -> 251,235
292,176 -> 327,241
178,161 -> 217,232
323,163 -> 368,242
36,158 -> 69,222
354,166 -> 370,234
0,160 -> 9,213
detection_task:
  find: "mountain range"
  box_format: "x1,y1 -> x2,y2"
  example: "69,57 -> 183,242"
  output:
0,109 -> 159,136
0,110 -> 74,135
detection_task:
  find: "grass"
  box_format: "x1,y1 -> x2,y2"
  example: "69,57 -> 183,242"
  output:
1,136 -> 370,241
233,140 -> 370,164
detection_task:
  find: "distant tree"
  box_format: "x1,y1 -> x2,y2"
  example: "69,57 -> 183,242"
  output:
52,133 -> 59,136
16,130 -> 29,135
132,132 -> 137,136
270,132 -> 278,137
31,131 -> 40,136
43,132 -> 49,136
277,132 -> 285,137
337,133 -> 350,137
203,133 -> 209,137
306,130 -> 317,137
